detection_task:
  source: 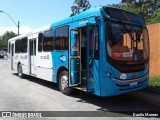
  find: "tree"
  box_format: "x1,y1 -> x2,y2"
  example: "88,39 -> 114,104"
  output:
147,10 -> 160,24
70,0 -> 91,16
0,31 -> 17,50
121,0 -> 160,20
107,0 -> 160,24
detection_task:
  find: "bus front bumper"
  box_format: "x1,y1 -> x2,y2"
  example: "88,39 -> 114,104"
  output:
111,73 -> 148,94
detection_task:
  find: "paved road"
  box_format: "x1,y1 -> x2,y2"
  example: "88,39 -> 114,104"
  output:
0,59 -> 159,120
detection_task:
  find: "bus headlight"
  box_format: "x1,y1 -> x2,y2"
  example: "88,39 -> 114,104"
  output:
106,70 -> 110,77
120,74 -> 127,80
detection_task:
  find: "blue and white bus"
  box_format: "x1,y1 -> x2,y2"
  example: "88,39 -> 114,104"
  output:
8,6 -> 149,97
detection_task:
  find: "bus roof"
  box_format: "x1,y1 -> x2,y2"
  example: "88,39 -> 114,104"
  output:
50,7 -> 102,28
9,7 -> 102,41
8,7 -> 102,42
8,24 -> 50,41
8,6 -> 144,42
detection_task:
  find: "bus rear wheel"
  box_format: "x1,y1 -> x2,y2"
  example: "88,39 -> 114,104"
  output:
18,64 -> 24,78
58,70 -> 72,95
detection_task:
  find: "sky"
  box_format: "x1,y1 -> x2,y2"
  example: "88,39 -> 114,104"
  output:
0,0 -> 121,35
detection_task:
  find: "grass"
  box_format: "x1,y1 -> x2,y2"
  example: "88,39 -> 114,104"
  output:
149,76 -> 160,88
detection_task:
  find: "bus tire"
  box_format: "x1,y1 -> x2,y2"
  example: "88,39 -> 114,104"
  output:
18,64 -> 24,78
58,70 -> 72,95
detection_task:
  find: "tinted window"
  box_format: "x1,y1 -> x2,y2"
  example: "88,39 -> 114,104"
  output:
15,39 -> 21,53
43,30 -> 54,51
30,39 -> 36,56
21,37 -> 28,53
55,26 -> 69,50
104,7 -> 144,25
34,40 -> 36,55
11,44 -> 14,56
30,40 -> 33,56
38,33 -> 43,52
95,26 -> 99,59
15,37 -> 28,53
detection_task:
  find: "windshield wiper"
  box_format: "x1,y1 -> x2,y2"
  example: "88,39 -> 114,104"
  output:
119,21 -> 143,50
118,21 -> 134,50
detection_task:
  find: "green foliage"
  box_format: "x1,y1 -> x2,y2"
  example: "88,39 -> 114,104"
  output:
70,0 -> 91,16
0,31 -> 17,50
146,10 -> 160,24
121,0 -> 160,20
107,0 -> 160,24
149,76 -> 160,88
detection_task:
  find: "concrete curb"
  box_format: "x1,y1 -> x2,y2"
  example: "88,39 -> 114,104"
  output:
142,86 -> 160,95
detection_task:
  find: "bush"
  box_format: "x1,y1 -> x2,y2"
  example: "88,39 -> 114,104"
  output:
149,76 -> 160,88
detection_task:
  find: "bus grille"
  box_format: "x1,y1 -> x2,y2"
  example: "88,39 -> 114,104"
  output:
112,75 -> 148,91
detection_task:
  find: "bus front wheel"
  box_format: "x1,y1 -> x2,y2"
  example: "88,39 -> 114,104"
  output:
18,64 -> 24,78
58,70 -> 72,95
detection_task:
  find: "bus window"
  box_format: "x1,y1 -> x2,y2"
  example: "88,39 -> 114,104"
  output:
43,29 -> 54,52
34,40 -> 36,55
11,44 -> 14,56
89,26 -> 95,57
55,26 -> 69,50
15,39 -> 21,53
30,41 -> 33,56
8,42 -> 10,54
70,30 -> 80,56
38,33 -> 43,52
94,26 -> 99,59
21,37 -> 28,53
15,38 -> 28,53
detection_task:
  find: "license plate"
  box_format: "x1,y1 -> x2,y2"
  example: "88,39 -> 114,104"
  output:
130,82 -> 137,86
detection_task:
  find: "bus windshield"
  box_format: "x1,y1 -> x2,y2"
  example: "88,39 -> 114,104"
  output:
106,20 -> 149,65
104,7 -> 145,25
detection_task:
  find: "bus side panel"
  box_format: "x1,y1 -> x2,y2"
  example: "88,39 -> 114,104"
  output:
98,20 -> 124,96
14,54 -> 19,72
97,18 -> 123,96
51,51 -> 68,83
36,52 -> 53,82
93,60 -> 101,96
99,22 -> 110,97
20,53 -> 29,75
13,53 -> 29,75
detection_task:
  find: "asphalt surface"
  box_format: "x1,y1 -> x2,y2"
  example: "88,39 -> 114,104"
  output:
0,59 -> 159,120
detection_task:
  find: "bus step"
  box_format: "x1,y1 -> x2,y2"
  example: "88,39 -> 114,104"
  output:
75,86 -> 86,92
75,86 -> 94,93
81,70 -> 93,73
81,77 -> 86,80
89,78 -> 93,81
81,78 -> 86,86
82,77 -> 93,80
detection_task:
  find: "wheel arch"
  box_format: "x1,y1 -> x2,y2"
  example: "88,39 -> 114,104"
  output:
56,66 -> 68,83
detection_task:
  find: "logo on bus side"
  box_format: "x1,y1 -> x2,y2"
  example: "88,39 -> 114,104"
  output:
20,55 -> 27,59
40,55 -> 50,60
60,55 -> 66,62
79,18 -> 89,25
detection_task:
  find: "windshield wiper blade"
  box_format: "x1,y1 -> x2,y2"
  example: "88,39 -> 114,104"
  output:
118,21 -> 134,50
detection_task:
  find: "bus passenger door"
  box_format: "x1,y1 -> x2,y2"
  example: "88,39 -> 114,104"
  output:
29,39 -> 36,75
69,29 -> 81,87
86,24 -> 97,92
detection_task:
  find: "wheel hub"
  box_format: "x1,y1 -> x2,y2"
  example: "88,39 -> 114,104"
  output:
18,66 -> 22,76
61,75 -> 68,90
